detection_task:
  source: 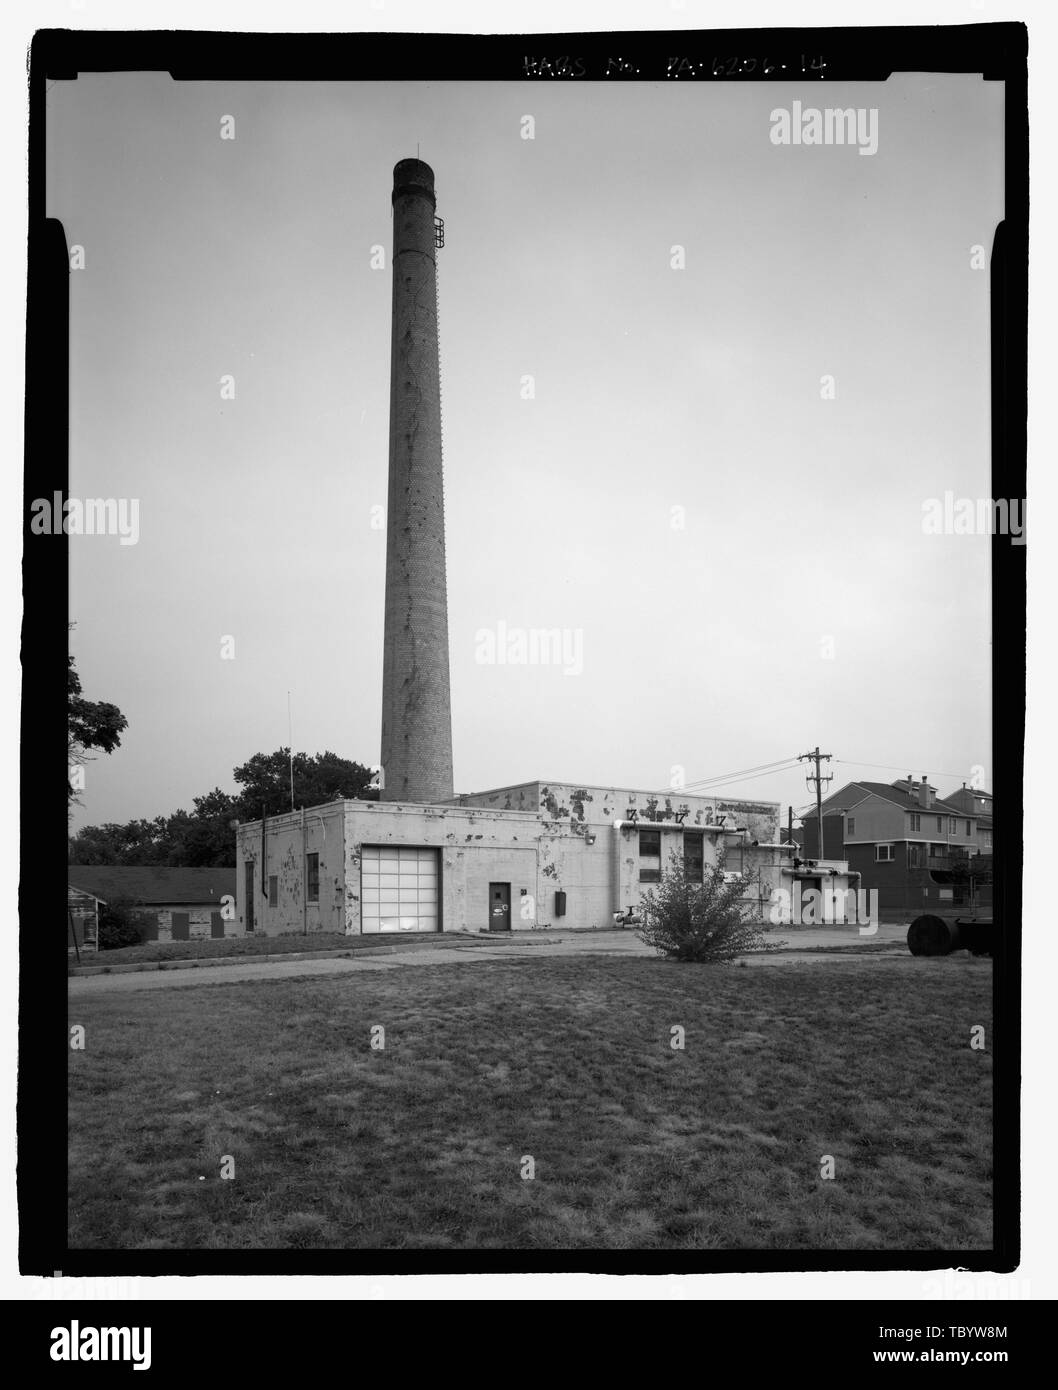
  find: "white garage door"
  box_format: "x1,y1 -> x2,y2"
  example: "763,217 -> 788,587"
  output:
360,846 -> 439,933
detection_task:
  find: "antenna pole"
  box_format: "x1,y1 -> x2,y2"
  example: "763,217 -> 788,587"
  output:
288,691 -> 295,812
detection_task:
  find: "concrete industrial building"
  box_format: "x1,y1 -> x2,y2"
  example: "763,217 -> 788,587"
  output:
235,781 -> 789,936
235,159 -> 859,937
233,779 -> 869,935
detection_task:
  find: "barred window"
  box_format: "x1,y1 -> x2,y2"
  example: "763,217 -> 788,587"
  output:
639,829 -> 661,883
683,831 -> 704,883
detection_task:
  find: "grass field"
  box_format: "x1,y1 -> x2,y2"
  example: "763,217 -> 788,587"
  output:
68,955 -> 992,1251
90,932 -> 376,967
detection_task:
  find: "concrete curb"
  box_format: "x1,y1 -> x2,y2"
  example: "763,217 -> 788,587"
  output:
67,933 -> 543,978
68,926 -> 898,977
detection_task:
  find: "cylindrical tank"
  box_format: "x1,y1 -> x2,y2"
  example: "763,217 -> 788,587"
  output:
907,914 -> 960,956
907,914 -> 995,957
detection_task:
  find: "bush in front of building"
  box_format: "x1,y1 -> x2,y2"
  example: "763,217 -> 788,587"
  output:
637,850 -> 772,963
97,898 -> 149,951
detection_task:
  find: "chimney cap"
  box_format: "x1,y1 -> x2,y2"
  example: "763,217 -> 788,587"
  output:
392,159 -> 436,207
393,157 -> 434,184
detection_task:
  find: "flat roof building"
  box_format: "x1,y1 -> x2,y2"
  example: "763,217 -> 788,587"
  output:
234,780 -> 811,937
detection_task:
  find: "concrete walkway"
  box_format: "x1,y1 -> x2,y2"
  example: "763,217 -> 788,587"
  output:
68,923 -> 911,996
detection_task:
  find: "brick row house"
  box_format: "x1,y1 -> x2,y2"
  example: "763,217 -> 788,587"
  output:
797,775 -> 993,920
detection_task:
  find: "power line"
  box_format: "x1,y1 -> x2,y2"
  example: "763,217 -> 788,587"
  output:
691,764 -> 804,792
679,757 -> 801,790
834,759 -> 975,783
685,763 -> 803,793
652,756 -> 802,797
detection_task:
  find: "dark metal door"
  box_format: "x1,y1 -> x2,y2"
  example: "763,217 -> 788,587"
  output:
171,912 -> 190,941
245,861 -> 255,933
796,877 -> 824,926
488,882 -> 511,932
211,911 -> 225,939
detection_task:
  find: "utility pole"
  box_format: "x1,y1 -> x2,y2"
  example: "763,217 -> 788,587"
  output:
798,747 -> 833,859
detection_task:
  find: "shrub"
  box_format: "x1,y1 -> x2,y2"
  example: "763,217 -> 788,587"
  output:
637,849 -> 775,963
97,898 -> 148,951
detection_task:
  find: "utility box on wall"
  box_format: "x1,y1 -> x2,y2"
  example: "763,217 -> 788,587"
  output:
554,890 -> 567,917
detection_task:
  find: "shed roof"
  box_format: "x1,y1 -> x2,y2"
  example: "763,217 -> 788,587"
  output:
67,865 -> 235,905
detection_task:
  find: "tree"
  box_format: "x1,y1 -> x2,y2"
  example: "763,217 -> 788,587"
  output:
232,749 -> 376,820
68,653 -> 128,802
170,790 -> 239,867
637,849 -> 775,964
97,897 -> 150,951
68,816 -> 183,865
68,748 -> 377,866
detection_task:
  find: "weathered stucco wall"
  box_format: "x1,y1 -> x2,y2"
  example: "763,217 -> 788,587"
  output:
454,780 -> 780,844
237,790 -> 790,938
343,801 -> 601,932
236,804 -> 346,936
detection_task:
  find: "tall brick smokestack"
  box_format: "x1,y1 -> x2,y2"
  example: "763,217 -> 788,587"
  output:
380,158 -> 454,803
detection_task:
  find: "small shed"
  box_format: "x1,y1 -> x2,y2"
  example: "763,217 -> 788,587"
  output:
67,884 -> 102,954
67,866 -> 237,944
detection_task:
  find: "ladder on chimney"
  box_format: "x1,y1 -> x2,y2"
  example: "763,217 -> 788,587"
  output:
434,216 -> 444,248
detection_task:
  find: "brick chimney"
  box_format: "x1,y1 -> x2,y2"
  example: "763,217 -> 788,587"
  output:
918,774 -> 933,809
379,159 -> 454,803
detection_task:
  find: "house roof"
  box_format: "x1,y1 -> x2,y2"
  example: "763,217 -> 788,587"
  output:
67,866 -> 235,905
823,781 -> 970,817
860,781 -> 969,815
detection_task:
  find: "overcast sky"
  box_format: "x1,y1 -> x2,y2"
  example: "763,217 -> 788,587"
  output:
49,72 -> 1003,829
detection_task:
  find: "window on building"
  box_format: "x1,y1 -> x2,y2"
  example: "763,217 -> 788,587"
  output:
876,844 -> 894,862
683,831 -> 704,883
930,843 -> 945,856
306,852 -> 320,903
909,813 -> 921,832
639,829 -> 661,883
908,843 -> 925,869
936,816 -> 944,833
847,817 -> 856,835
949,817 -> 957,835
268,875 -> 277,908
965,820 -> 972,836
